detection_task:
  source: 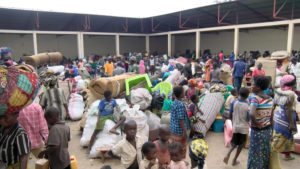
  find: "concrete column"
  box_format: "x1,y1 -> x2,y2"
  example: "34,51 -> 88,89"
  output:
287,22 -> 294,56
234,27 -> 239,59
196,31 -> 200,58
33,32 -> 38,55
115,34 -> 120,56
168,33 -> 171,57
77,33 -> 84,59
145,35 -> 150,53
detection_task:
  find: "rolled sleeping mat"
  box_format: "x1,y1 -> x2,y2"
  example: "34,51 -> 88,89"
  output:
24,52 -> 63,67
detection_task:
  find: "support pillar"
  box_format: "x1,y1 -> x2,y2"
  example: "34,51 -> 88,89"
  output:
115,34 -> 120,56
77,33 -> 84,59
168,33 -> 171,57
196,31 -> 200,58
287,22 -> 294,56
33,32 -> 38,55
234,27 -> 239,59
145,35 -> 150,53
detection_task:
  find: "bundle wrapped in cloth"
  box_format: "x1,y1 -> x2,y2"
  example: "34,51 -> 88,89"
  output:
24,52 -> 63,67
271,50 -> 289,60
89,73 -> 137,98
0,64 -> 38,115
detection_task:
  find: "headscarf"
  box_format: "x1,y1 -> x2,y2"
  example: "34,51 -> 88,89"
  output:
139,60 -> 145,74
188,79 -> 196,88
0,47 -> 11,58
280,74 -> 295,90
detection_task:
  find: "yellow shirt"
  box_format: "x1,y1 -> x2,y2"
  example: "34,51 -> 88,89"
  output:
105,62 -> 114,76
140,159 -> 159,169
112,137 -> 144,168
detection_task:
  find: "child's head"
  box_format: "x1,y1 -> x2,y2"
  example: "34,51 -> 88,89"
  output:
100,166 -> 112,169
173,86 -> 184,99
252,76 -> 269,93
124,120 -> 137,141
190,94 -> 199,104
159,124 -> 170,142
230,88 -> 238,97
142,142 -> 157,161
104,90 -> 112,101
169,142 -> 183,162
44,107 -> 60,126
239,87 -> 250,99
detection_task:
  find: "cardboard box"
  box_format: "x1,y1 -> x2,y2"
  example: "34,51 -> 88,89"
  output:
35,159 -> 49,169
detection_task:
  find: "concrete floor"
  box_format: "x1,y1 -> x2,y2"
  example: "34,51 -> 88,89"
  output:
29,121 -> 300,169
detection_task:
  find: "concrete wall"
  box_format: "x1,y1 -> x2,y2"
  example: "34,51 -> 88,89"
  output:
37,34 -> 78,59
0,33 -> 34,60
200,31 -> 234,55
293,25 -> 300,51
239,27 -> 288,54
149,35 -> 167,55
84,35 -> 115,57
172,33 -> 195,56
119,36 -> 145,54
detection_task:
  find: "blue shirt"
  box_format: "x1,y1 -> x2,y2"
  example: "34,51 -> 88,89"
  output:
230,53 -> 235,62
170,99 -> 190,135
98,98 -> 117,117
233,61 -> 246,77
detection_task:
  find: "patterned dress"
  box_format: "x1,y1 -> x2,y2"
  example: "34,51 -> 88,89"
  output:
247,94 -> 273,169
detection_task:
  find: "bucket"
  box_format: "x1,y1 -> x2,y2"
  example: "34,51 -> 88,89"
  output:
212,116 -> 225,132
70,155 -> 78,169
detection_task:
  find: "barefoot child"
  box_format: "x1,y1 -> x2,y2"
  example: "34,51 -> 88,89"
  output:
169,142 -> 187,169
140,142 -> 159,169
170,86 -> 190,159
154,125 -> 172,169
110,120 -> 144,169
38,107 -> 71,169
223,87 -> 250,166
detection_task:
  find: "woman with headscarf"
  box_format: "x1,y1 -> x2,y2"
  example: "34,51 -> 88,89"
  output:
139,60 -> 145,74
205,56 -> 212,82
186,79 -> 200,99
272,75 -> 298,162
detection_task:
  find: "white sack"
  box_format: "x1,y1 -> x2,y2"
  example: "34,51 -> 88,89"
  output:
76,79 -> 85,91
47,65 -> 65,74
145,110 -> 161,130
68,93 -> 85,120
130,88 -> 152,110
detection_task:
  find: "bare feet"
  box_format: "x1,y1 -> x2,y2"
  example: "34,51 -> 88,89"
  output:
109,129 -> 120,135
223,156 -> 229,165
232,160 -> 240,166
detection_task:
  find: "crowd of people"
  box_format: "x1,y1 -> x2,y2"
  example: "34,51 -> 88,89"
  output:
0,46 -> 299,169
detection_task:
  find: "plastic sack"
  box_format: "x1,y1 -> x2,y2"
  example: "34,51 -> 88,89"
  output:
145,110 -> 161,130
165,69 -> 184,86
124,105 -> 149,141
160,111 -> 170,126
161,64 -> 169,73
47,65 -> 64,74
76,79 -> 85,91
68,93 -> 85,120
224,119 -> 233,147
130,88 -> 152,110
90,119 -> 122,158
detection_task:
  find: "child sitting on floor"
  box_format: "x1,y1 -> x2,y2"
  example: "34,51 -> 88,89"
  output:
154,125 -> 172,169
110,120 -> 144,169
169,142 -> 187,169
140,142 -> 159,169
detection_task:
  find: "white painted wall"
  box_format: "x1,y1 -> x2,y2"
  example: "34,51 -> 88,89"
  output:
37,34 -> 78,59
149,35 -> 167,55
200,31 -> 234,55
119,36 -> 145,54
293,25 -> 300,51
84,35 -> 115,57
0,33 -> 34,60
239,27 -> 288,54
172,33 -> 195,56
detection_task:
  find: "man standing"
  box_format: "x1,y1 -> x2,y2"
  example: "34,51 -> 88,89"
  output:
233,55 -> 246,91
218,50 -> 224,63
104,57 -> 114,77
112,62 -> 126,76
18,103 -> 49,158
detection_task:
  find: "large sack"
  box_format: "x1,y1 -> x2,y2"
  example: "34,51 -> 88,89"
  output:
76,79 -> 85,91
47,66 -> 64,74
271,50 -> 289,60
130,88 -> 152,110
165,69 -> 184,86
193,93 -> 224,136
78,68 -> 91,79
24,52 -> 62,67
160,111 -> 170,126
68,93 -> 85,120
145,110 -> 161,131
89,73 -> 137,98
90,119 -> 122,158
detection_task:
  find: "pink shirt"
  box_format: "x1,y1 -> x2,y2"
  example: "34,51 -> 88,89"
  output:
169,161 -> 187,169
18,103 -> 49,149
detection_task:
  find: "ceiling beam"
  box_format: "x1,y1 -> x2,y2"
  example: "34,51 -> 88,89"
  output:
236,1 -> 272,21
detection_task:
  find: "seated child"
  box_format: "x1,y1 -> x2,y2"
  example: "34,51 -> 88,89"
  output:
154,125 -> 172,169
140,142 -> 159,169
189,133 -> 208,169
223,89 -> 238,118
186,79 -> 200,99
110,120 -> 144,169
38,107 -> 71,169
169,142 -> 187,169
223,87 -> 250,166
89,90 -> 126,149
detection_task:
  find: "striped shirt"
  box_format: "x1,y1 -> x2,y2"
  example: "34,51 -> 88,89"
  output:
0,122 -> 30,166
250,94 -> 273,128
